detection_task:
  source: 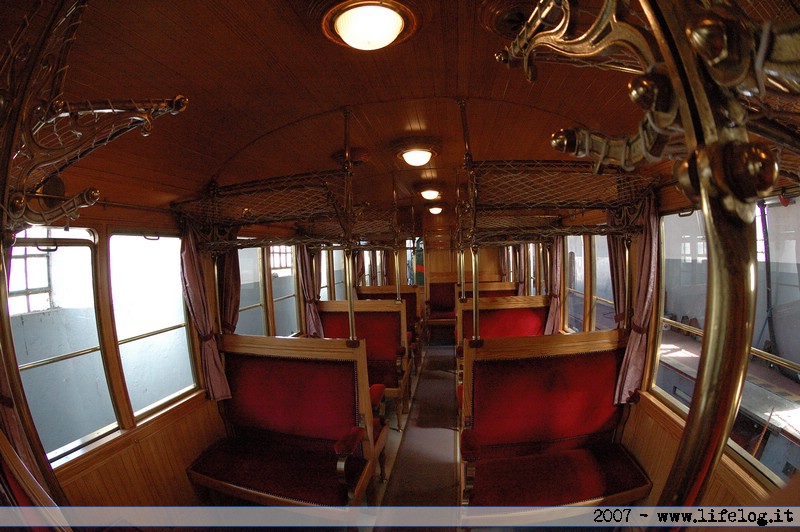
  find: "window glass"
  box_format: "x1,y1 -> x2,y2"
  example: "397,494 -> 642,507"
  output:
237,247 -> 266,335
9,234 -> 117,458
594,236 -> 615,330
319,248 -> 330,301
270,245 -> 298,336
363,250 -> 372,286
110,235 -> 195,416
527,243 -> 537,296
656,207 -> 800,482
333,248 -> 345,300
566,235 -> 585,331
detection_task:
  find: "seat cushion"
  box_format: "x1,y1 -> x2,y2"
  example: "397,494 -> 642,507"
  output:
468,442 -> 651,506
188,435 -> 366,506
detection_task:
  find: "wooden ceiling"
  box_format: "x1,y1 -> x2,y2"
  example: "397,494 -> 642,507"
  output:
5,0 -> 670,237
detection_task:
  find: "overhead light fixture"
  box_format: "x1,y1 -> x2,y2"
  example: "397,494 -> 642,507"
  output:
413,181 -> 442,200
420,188 -> 440,200
428,205 -> 443,215
394,137 -> 439,167
321,1 -> 419,51
402,149 -> 433,166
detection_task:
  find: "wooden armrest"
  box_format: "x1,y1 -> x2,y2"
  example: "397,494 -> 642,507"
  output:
460,428 -> 481,461
369,384 -> 386,410
334,426 -> 365,456
335,426 -> 365,486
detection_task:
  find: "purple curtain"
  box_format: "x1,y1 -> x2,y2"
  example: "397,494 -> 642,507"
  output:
615,194 -> 659,404
607,234 -> 628,328
356,250 -> 365,288
516,244 -> 527,295
299,245 -> 323,338
380,249 -> 389,285
544,237 -> 564,334
216,241 -> 240,335
180,225 -> 231,401
0,247 -> 65,502
499,247 -> 508,282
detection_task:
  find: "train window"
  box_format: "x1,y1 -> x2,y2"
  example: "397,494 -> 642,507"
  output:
237,247 -> 266,335
333,248 -> 345,299
109,235 -> 195,417
269,245 -> 298,335
9,229 -> 118,459
656,204 -> 800,482
593,235 -> 615,330
527,243 -> 537,295
318,248 -> 331,301
566,235 -> 585,331
362,250 -> 373,286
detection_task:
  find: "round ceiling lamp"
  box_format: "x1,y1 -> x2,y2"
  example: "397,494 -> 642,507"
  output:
401,148 -> 433,166
335,4 -> 403,50
420,188 -> 440,200
428,205 -> 443,215
413,180 -> 442,200
321,1 -> 419,51
394,137 -> 439,167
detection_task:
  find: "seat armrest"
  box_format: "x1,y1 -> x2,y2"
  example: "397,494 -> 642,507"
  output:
369,384 -> 386,410
460,428 -> 481,461
334,426 -> 365,457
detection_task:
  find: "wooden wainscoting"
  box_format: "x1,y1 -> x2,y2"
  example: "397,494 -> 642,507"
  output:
55,393 -> 225,506
622,392 -> 772,506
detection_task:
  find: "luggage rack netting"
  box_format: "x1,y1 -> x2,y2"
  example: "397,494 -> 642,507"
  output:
173,171 -> 347,228
173,171 -> 415,253
457,159 -> 656,245
472,160 -> 655,210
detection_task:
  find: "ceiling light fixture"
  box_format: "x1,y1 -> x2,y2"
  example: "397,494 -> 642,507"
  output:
428,205 -> 443,215
394,137 -> 439,167
321,1 -> 419,51
402,148 -> 433,166
420,188 -> 440,200
413,181 -> 442,201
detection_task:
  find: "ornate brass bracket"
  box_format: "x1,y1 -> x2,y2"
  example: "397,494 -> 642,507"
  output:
1,0 -> 188,240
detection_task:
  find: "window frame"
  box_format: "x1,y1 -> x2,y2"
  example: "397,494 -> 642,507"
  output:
8,228 -> 201,463
108,233 -> 197,421
652,208 -> 800,485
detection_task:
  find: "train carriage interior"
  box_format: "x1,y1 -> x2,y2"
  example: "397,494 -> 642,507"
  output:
2,0 -> 800,524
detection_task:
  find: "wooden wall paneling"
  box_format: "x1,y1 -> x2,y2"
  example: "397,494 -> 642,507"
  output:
57,398 -> 225,506
622,393 -> 773,507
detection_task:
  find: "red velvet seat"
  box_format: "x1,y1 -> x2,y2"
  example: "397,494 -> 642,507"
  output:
187,335 -> 387,506
318,300 -> 411,430
460,330 -> 651,506
356,286 -> 423,373
465,443 -> 651,506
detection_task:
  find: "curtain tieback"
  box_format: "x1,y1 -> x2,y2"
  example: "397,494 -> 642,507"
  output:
199,332 -> 216,342
631,322 -> 647,335
0,392 -> 13,408
614,312 -> 626,323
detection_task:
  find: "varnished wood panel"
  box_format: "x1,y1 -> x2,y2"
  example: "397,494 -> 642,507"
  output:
622,392 -> 773,508
57,396 -> 225,506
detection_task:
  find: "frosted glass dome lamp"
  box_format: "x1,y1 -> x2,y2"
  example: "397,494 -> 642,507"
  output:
401,148 -> 433,166
334,4 -> 405,51
420,188 -> 440,200
428,206 -> 443,215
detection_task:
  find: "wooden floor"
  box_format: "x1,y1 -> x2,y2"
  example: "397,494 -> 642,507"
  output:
378,343 -> 460,507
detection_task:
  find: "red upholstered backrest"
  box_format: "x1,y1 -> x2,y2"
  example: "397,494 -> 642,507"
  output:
225,353 -> 357,441
1,457 -> 33,506
471,349 -> 623,448
319,310 -> 402,362
463,307 -> 547,339
465,289 -> 517,298
357,292 -> 417,332
429,282 -> 455,312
